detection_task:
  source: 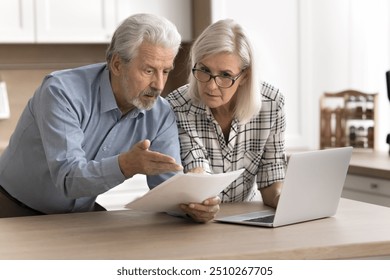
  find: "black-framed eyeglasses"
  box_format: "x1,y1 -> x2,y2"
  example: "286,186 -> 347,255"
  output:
191,64 -> 244,88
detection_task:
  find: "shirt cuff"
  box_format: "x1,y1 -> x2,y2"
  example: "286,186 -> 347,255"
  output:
101,155 -> 126,188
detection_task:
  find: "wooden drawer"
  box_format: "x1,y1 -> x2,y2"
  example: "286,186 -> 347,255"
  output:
342,174 -> 390,207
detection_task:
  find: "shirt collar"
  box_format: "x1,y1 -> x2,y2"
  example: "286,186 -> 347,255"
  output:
100,66 -> 118,113
126,107 -> 145,119
188,98 -> 208,116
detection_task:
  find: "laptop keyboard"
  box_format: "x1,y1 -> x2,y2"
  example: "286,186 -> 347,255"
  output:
245,215 -> 275,224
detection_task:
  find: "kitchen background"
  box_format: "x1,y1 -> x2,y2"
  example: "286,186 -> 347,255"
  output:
1,0 -> 390,209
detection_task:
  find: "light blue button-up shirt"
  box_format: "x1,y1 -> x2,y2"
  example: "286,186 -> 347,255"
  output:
0,63 -> 181,214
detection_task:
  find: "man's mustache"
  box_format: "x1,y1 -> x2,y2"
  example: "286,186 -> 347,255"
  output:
142,89 -> 160,98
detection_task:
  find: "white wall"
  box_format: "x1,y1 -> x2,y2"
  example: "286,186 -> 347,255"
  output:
210,0 -> 390,151
309,0 -> 390,151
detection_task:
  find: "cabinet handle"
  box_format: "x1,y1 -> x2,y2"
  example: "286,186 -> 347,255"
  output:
370,183 -> 379,190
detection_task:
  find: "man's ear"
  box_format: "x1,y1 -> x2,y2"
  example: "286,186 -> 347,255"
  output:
110,54 -> 122,76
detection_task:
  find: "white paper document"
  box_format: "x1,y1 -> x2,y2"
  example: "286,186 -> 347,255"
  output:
125,169 -> 244,213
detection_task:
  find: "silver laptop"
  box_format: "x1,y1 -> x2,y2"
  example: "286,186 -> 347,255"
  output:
215,147 -> 353,227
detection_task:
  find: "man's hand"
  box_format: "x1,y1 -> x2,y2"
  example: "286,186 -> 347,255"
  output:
118,139 -> 182,178
180,196 -> 221,223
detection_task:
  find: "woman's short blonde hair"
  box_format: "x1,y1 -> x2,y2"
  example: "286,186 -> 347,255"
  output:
188,19 -> 261,124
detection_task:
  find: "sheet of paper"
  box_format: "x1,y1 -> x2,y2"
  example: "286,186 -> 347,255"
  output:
125,169 -> 244,213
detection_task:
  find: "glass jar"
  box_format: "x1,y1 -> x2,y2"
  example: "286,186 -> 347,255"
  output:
346,95 -> 356,118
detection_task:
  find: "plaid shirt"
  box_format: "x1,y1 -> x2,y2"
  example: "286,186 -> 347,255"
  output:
166,82 -> 287,202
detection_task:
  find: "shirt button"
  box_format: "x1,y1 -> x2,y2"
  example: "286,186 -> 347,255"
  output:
102,146 -> 108,151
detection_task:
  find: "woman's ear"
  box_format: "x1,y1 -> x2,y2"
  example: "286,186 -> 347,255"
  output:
239,71 -> 249,86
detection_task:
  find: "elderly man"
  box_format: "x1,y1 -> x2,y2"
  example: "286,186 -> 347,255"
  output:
0,14 -> 184,217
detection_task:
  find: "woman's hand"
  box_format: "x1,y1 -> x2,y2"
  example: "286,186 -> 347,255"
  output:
260,181 -> 283,208
182,167 -> 220,223
180,196 -> 221,223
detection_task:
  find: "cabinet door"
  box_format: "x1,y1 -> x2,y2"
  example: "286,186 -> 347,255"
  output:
342,174 -> 390,207
115,0 -> 192,42
35,0 -> 115,43
0,0 -> 34,43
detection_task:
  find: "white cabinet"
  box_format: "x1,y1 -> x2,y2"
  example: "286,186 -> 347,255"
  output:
342,174 -> 390,207
0,0 -> 34,42
35,0 -> 115,43
0,0 -> 192,43
114,0 -> 192,42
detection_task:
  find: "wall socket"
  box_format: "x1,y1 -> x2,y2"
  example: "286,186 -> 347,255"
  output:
0,81 -> 10,119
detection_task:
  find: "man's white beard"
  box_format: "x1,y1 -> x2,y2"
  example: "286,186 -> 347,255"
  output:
132,89 -> 160,110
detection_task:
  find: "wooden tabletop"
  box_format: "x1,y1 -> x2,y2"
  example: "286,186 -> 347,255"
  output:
1,198 -> 390,260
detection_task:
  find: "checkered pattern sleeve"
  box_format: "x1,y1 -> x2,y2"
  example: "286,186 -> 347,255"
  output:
256,85 -> 287,188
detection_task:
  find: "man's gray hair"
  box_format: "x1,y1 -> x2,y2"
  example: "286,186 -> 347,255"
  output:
106,13 -> 181,64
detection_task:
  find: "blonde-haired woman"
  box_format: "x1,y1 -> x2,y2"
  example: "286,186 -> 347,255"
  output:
167,19 -> 287,222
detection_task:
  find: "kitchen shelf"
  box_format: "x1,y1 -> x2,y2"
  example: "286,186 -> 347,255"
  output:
320,90 -> 377,150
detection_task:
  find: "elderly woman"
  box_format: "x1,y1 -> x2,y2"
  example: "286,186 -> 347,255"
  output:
167,19 -> 287,222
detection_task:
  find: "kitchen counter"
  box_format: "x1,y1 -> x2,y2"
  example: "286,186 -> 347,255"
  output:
348,150 -> 390,180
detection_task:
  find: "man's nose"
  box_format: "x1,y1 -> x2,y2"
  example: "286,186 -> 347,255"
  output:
151,72 -> 165,91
